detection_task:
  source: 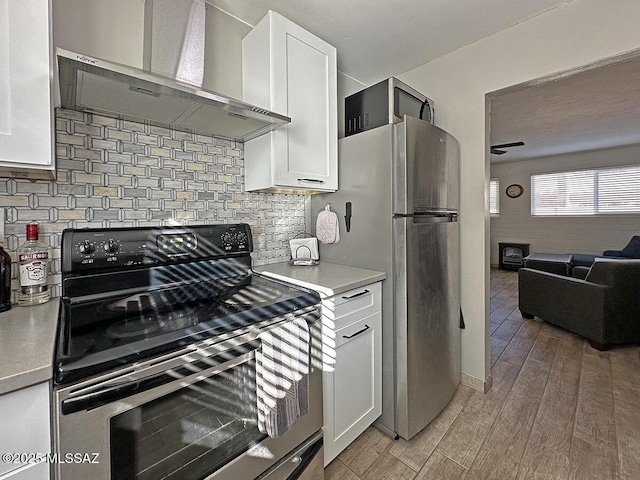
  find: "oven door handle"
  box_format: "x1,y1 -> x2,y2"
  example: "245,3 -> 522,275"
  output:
61,349 -> 257,415
62,370 -> 178,415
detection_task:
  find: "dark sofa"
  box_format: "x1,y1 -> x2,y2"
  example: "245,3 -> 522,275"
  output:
571,235 -> 640,275
519,259 -> 640,350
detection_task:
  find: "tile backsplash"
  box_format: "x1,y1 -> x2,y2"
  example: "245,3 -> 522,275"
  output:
0,109 -> 306,302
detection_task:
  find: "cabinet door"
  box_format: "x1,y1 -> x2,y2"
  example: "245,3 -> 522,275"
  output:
270,14 -> 337,191
323,311 -> 382,465
0,0 -> 54,173
0,383 -> 50,478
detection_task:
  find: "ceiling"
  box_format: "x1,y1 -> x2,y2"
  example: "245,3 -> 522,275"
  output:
206,0 -> 573,85
489,54 -> 640,163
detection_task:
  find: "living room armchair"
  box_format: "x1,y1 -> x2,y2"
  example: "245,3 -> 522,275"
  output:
519,259 -> 640,350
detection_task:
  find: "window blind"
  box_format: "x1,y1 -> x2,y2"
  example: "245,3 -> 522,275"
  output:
490,179 -> 499,215
531,165 -> 640,215
597,165 -> 640,213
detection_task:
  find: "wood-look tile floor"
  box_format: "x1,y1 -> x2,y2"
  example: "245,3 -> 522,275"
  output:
324,268 -> 640,480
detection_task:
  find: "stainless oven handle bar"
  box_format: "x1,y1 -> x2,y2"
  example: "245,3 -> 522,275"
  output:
61,348 -> 257,415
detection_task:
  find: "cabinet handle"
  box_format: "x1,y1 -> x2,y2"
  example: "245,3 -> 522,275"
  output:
343,324 -> 370,339
341,289 -> 369,300
297,178 -> 325,184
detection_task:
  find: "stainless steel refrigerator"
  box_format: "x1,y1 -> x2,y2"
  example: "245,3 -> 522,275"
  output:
311,115 -> 460,440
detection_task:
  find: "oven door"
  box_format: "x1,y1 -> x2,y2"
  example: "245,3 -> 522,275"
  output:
53,312 -> 322,480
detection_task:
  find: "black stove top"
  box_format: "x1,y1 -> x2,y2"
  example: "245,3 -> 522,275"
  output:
55,224 -> 320,385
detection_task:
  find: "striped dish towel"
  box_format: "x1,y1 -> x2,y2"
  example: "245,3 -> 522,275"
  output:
256,317 -> 310,438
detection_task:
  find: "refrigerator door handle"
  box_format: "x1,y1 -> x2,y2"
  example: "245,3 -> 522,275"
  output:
393,212 -> 458,223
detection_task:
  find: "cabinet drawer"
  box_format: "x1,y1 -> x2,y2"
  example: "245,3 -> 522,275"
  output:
335,316 -> 374,350
324,282 -> 381,331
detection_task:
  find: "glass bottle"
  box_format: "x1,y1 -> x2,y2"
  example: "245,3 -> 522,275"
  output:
0,246 -> 11,312
18,222 -> 50,306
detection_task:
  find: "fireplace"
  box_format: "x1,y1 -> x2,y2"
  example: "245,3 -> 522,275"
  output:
498,242 -> 530,270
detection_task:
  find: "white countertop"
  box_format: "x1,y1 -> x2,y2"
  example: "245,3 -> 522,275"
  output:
254,261 -> 386,298
0,299 -> 59,395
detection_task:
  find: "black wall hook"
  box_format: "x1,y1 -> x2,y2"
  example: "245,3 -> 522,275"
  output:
345,202 -> 352,232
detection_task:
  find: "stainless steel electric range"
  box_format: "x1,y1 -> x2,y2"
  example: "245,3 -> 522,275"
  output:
52,224 -> 324,480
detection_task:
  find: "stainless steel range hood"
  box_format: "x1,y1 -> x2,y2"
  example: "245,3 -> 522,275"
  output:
55,48 -> 290,142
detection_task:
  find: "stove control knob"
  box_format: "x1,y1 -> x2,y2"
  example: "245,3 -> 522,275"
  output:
104,239 -> 119,254
79,241 -> 94,255
221,232 -> 233,245
236,232 -> 248,246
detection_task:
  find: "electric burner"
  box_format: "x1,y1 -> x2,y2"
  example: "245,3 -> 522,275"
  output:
105,317 -> 166,339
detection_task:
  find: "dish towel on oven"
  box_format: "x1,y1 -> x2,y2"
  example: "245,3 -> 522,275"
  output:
256,318 -> 310,438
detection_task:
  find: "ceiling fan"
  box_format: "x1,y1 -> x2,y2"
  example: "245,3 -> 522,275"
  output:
491,141 -> 524,155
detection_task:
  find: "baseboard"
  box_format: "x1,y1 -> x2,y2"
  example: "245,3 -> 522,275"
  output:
461,372 -> 493,393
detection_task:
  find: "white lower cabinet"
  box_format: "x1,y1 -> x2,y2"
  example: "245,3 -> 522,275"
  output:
322,282 -> 382,466
0,382 -> 51,480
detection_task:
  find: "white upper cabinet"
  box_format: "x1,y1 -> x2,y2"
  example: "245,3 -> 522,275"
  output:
0,0 -> 54,177
242,10 -> 338,193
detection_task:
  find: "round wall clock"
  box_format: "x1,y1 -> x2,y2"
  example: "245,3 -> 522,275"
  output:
506,184 -> 524,198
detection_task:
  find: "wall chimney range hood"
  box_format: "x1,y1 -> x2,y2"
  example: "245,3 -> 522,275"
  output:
55,48 -> 290,142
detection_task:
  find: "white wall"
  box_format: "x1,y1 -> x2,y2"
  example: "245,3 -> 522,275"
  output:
397,0 -> 640,386
203,5 -> 251,99
491,145 -> 640,265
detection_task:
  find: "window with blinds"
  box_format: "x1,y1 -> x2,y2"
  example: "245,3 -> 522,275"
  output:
531,165 -> 640,215
490,178 -> 499,215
